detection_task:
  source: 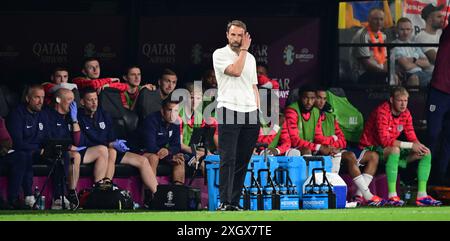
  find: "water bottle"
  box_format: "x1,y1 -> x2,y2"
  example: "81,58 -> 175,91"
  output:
34,186 -> 40,199
40,196 -> 46,210
133,202 -> 140,210
404,185 -> 412,205
34,186 -> 41,209
279,186 -> 288,195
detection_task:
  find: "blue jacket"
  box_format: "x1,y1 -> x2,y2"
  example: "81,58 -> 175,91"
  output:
43,108 -> 72,142
7,104 -> 49,151
77,108 -> 116,148
140,111 -> 180,155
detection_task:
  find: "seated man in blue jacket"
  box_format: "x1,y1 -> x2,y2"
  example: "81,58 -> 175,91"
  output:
43,88 -> 89,210
6,85 -> 49,209
141,95 -> 185,188
75,88 -> 158,201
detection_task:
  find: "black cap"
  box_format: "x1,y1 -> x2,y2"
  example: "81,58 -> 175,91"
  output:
421,4 -> 444,20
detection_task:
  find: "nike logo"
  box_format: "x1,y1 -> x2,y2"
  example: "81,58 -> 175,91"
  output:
26,125 -> 32,129
57,123 -> 62,126
157,132 -> 164,135
86,127 -> 90,130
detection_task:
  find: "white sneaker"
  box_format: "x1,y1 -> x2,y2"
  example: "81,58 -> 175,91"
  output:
51,197 -> 70,210
24,195 -> 36,208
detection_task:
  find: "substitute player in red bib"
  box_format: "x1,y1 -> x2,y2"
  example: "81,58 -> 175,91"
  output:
360,87 -> 441,206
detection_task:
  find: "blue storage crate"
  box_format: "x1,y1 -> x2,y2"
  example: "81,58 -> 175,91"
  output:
304,156 -> 332,176
205,155 -> 266,211
205,155 -> 220,211
273,156 -> 306,197
279,195 -> 301,210
205,155 -> 332,211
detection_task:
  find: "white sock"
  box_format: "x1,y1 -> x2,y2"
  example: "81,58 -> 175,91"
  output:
353,175 -> 373,200
355,174 -> 373,197
388,192 -> 398,198
331,154 -> 342,173
362,173 -> 374,186
417,192 -> 428,198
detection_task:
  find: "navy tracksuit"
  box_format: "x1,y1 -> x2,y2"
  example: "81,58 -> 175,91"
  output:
6,104 -> 49,201
77,108 -> 116,148
427,87 -> 450,183
139,111 -> 180,159
43,108 -> 72,199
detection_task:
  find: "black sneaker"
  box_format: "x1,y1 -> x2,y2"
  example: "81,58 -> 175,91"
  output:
7,199 -> 31,210
0,196 -> 5,210
67,190 -> 79,210
93,179 -> 112,191
143,190 -> 154,209
227,204 -> 244,211
217,202 -> 229,211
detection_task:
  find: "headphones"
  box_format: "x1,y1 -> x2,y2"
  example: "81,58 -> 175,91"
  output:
56,97 -> 61,104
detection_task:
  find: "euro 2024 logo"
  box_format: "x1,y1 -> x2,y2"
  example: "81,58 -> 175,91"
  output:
283,45 -> 295,65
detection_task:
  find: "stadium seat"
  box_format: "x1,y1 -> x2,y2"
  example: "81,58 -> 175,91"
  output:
0,85 -> 19,118
98,87 -> 139,140
72,88 -> 81,106
134,88 -> 162,121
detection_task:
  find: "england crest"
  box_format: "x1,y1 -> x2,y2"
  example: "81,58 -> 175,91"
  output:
429,105 -> 436,112
99,122 -> 106,129
38,123 -> 43,130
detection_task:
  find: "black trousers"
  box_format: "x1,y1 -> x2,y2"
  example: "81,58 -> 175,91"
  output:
217,107 -> 259,205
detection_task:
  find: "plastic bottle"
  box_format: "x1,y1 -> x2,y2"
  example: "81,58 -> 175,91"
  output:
34,186 -> 40,198
133,202 -> 140,210
404,185 -> 412,205
40,196 -> 46,210
34,186 -> 41,209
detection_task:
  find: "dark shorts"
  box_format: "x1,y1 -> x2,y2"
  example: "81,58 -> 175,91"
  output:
79,148 -> 87,164
344,147 -> 367,166
115,151 -> 126,164
79,146 -> 125,164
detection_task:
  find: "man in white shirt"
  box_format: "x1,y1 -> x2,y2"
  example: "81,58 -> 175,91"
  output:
414,4 -> 445,66
393,17 -> 432,87
212,20 -> 260,211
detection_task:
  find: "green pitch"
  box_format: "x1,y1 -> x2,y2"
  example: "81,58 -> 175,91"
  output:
0,206 -> 449,221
